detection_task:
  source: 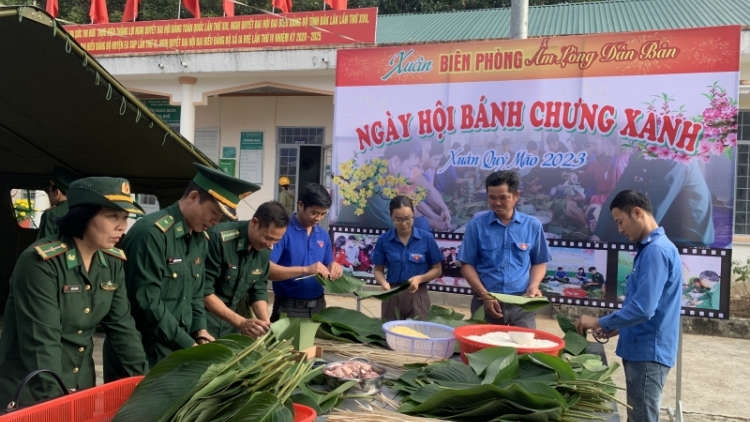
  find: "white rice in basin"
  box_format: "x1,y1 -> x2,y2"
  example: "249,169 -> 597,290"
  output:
466,331 -> 559,349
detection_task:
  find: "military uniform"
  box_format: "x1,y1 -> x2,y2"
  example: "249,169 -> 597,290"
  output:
0,177 -> 147,407
104,163 -> 260,376
36,201 -> 69,239
204,221 -> 271,338
106,202 -> 210,372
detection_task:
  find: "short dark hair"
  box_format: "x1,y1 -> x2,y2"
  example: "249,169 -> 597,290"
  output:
348,235 -> 356,240
609,190 -> 654,216
589,267 -> 597,271
389,195 -> 414,215
57,205 -> 103,239
699,270 -> 720,283
181,181 -> 213,203
383,140 -> 422,162
557,267 -> 563,270
486,170 -> 520,193
546,132 -> 560,145
253,201 -> 290,229
450,247 -> 456,250
298,183 -> 332,209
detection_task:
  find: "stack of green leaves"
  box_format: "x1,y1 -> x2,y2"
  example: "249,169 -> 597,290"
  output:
112,333 -> 315,422
312,306 -> 388,348
557,313 -> 590,356
388,347 -> 624,421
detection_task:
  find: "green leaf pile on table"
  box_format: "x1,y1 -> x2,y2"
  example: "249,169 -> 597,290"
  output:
388,347 -> 624,421
312,306 -> 389,348
112,333 -> 315,422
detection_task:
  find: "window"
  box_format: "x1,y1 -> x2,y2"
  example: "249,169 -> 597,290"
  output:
735,111 -> 750,235
10,189 -> 41,229
277,127 -> 324,145
138,194 -> 158,205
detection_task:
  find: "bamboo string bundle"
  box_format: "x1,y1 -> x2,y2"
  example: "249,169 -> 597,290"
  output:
314,339 -> 446,371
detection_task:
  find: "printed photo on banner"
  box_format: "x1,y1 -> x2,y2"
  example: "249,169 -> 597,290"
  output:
329,27 -> 739,251
679,254 -> 723,311
541,247 -> 608,300
331,232 -> 378,278
434,239 -> 469,288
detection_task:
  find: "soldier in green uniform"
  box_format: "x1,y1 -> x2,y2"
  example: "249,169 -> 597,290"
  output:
103,163 -> 259,380
693,270 -> 721,310
203,201 -> 289,339
0,177 -> 148,407
36,166 -> 79,239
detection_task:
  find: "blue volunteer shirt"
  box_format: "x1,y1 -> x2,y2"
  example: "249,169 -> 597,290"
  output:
271,214 -> 333,300
371,228 -> 442,284
458,210 -> 551,295
598,227 -> 682,367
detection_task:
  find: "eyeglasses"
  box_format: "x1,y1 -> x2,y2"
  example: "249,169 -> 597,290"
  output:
392,216 -> 414,224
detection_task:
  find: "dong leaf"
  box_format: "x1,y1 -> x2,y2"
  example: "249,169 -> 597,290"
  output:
226,392 -> 293,422
562,331 -> 589,356
353,281 -> 411,300
313,306 -> 387,347
428,305 -> 465,320
556,313 -> 577,334
466,347 -> 517,379
487,293 -> 550,311
526,353 -> 577,382
315,274 -> 366,294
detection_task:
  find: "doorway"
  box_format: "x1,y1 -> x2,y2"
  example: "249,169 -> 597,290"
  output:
276,127 -> 325,214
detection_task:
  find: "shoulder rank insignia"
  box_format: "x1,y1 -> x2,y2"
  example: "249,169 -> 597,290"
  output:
34,240 -> 69,260
220,229 -> 240,242
101,248 -> 127,261
155,215 -> 175,233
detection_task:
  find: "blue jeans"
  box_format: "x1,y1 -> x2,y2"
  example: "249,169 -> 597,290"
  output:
623,360 -> 670,422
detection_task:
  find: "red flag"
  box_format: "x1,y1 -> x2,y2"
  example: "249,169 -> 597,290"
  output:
46,0 -> 58,17
89,0 -> 109,23
182,0 -> 201,18
272,0 -> 292,13
223,0 -> 234,17
122,0 -> 138,22
324,0 -> 346,9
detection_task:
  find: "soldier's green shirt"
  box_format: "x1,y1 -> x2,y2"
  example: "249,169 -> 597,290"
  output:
696,283 -> 720,310
204,221 -> 271,338
36,200 -> 69,240
0,236 -> 147,406
120,201 -> 209,366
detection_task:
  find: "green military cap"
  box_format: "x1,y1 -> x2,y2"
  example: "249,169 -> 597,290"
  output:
50,166 -> 79,194
192,163 -> 260,220
67,177 -> 145,215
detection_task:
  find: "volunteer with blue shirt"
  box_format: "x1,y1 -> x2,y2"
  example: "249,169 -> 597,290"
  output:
372,196 -> 442,321
268,183 -> 343,321
458,171 -> 551,328
576,190 -> 682,422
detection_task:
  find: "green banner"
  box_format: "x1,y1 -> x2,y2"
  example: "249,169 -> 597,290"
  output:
219,159 -> 236,176
142,99 -> 181,125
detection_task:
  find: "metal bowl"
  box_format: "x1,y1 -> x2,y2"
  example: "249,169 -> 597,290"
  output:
322,358 -> 387,396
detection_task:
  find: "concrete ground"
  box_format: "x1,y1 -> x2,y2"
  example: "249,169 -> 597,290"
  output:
57,295 -> 750,421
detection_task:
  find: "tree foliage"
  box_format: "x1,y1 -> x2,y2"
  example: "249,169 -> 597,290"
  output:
0,0 -> 601,24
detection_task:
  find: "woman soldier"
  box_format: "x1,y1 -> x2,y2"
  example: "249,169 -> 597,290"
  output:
0,177 -> 148,407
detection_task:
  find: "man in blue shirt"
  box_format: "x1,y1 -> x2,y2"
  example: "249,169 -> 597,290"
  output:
269,183 -> 343,321
576,190 -> 682,422
458,171 -> 552,328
